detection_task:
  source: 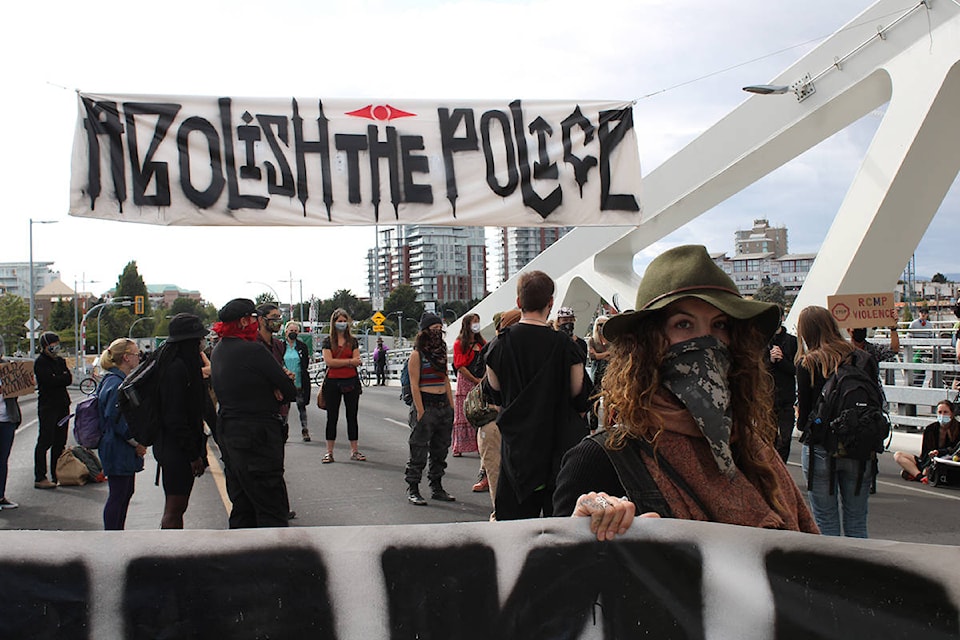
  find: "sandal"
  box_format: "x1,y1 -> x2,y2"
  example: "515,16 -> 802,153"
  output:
350,450 -> 367,462
321,452 -> 334,464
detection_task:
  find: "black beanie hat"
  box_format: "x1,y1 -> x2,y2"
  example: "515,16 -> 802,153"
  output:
419,312 -> 442,331
218,298 -> 257,322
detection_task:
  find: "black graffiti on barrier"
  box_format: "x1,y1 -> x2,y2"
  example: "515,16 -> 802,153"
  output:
80,97 -> 640,222
5,543 -> 952,639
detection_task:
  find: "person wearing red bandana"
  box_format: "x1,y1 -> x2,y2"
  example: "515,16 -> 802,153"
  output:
211,298 -> 297,528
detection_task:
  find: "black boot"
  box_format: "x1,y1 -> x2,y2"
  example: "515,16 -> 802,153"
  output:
407,483 -> 427,506
430,483 -> 456,502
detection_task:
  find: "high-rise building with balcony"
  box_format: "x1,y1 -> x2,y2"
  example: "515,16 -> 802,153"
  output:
367,225 -> 487,305
491,227 -> 572,287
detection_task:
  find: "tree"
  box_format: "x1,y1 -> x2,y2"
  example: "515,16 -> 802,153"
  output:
170,297 -> 204,317
115,261 -> 150,314
329,289 -> 372,321
384,284 -> 424,338
50,299 -> 75,331
255,291 -> 278,305
932,272 -> 948,284
754,282 -> 787,308
0,294 -> 28,355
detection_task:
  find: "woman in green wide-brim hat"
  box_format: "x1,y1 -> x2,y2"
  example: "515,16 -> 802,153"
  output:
553,244 -> 820,538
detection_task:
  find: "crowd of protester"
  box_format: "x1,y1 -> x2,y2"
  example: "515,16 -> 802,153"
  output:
3,243 -> 942,540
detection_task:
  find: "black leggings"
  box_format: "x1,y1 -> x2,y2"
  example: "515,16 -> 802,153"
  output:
324,378 -> 361,441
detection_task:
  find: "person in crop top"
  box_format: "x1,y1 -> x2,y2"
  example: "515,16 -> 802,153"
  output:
403,313 -> 456,506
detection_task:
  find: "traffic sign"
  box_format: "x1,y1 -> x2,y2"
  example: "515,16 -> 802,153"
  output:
372,311 -> 386,325
372,324 -> 386,333
24,318 -> 40,331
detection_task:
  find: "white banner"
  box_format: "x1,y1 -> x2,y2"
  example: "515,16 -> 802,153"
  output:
69,93 -> 642,227
2,519 -> 958,638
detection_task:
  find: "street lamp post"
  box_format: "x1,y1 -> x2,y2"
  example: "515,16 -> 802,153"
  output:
72,276 -> 100,381
279,274 -> 304,324
129,316 -> 154,338
92,298 -> 132,355
388,311 -> 404,346
28,218 -> 58,355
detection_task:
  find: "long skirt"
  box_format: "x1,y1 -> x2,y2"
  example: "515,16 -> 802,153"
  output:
452,375 -> 480,455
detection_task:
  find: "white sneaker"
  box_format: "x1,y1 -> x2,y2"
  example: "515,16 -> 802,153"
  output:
0,498 -> 19,509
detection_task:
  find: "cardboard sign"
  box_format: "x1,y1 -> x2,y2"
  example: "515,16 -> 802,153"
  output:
0,360 -> 36,398
827,293 -> 898,329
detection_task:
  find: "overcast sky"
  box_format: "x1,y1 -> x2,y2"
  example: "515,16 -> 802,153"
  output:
4,0 -> 956,310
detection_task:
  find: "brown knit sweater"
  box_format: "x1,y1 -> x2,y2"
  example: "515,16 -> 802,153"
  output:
554,394 -> 820,533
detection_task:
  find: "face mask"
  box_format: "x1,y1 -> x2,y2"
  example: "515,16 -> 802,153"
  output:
471,323 -> 481,333
938,414 -> 952,425
265,319 -> 281,332
559,322 -> 575,337
659,335 -> 736,477
47,344 -> 61,355
287,332 -> 298,340
335,321 -> 348,331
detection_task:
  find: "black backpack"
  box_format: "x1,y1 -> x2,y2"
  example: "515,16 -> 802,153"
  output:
805,349 -> 890,495
117,347 -> 164,446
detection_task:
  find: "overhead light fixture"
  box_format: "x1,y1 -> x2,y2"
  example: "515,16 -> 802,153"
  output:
742,84 -> 790,95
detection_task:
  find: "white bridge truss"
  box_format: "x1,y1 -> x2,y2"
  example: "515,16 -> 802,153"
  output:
470,0 -> 960,333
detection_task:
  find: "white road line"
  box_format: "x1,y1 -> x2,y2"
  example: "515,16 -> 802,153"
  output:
15,419 -> 37,434
384,418 -> 408,428
786,460 -> 960,500
206,441 -> 233,514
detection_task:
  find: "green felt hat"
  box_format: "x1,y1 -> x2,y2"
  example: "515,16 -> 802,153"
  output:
603,245 -> 780,342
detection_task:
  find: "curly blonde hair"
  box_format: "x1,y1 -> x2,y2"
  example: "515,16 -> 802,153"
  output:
601,311 -> 787,515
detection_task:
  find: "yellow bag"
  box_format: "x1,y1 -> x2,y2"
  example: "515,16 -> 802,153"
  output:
55,449 -> 89,486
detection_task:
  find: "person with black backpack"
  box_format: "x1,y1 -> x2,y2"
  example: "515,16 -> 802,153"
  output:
797,306 -> 888,538
154,314 -> 209,529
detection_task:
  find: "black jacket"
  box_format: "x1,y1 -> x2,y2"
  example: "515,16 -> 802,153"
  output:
212,338 -> 297,421
34,352 -> 72,413
768,327 -> 798,408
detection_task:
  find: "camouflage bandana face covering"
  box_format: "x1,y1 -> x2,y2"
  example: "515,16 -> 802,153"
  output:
659,335 -> 736,477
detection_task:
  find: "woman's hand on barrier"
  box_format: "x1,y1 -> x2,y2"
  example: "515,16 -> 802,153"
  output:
573,491 -> 651,541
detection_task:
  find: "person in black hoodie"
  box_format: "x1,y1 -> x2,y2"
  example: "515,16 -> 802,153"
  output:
767,308 -> 798,462
33,332 -> 72,489
154,314 -> 210,529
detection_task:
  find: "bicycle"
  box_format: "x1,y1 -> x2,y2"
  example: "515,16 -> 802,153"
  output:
79,374 -> 100,396
358,365 -> 371,387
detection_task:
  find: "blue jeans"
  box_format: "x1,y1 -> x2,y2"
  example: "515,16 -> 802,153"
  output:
801,444 -> 873,538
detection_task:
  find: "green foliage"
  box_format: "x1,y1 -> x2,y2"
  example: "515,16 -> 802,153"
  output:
170,297 -> 204,316
255,291 -> 278,305
115,261 -> 150,314
315,289 -> 372,324
754,282 -> 787,308
0,294 -> 28,355
50,299 -> 75,331
384,285 -> 424,338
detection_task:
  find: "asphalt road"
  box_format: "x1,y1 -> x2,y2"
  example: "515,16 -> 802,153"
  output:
2,385 -> 958,546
